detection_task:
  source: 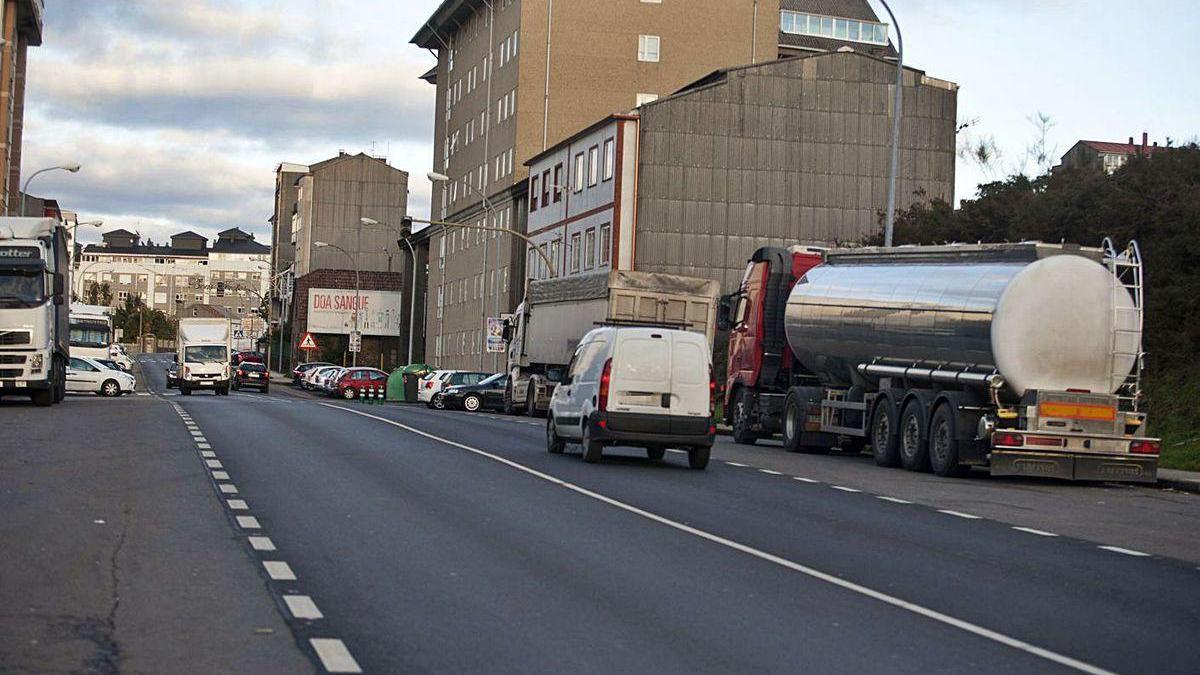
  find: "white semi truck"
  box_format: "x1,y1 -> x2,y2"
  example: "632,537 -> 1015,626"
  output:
69,303 -> 132,369
502,270 -> 720,416
177,317 -> 233,395
0,218 -> 70,406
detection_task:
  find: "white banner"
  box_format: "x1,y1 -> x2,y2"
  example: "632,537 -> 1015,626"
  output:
307,288 -> 403,337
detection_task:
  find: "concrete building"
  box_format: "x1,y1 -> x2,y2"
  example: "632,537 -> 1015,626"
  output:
77,228 -> 272,339
415,0 -> 894,370
1058,133 -> 1169,174
0,0 -> 42,215
523,50 -> 958,291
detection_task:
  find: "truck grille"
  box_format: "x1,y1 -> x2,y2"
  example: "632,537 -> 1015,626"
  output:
0,368 -> 22,378
0,354 -> 25,364
0,331 -> 31,346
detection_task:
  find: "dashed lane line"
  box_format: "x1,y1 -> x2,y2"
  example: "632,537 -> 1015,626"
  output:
724,461 -> 749,467
219,484 -> 239,494
227,499 -> 249,510
938,509 -> 982,520
249,536 -> 276,552
200,450 -> 217,458
205,459 -> 223,469
320,402 -> 1119,675
212,471 -> 230,480
263,561 -> 297,581
793,477 -> 820,483
877,496 -> 913,504
831,485 -> 862,493
236,515 -> 261,529
1013,526 -> 1059,538
310,638 -> 363,674
1098,545 -> 1150,557
759,469 -> 783,476
284,595 -> 324,620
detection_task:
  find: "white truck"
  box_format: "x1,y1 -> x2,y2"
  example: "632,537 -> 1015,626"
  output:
69,303 -> 131,370
502,270 -> 720,416
0,218 -> 70,406
177,317 -> 233,396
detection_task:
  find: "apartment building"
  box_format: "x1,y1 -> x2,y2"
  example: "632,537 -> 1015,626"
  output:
1,0 -> 42,215
1058,133 -> 1170,175
524,50 -> 958,291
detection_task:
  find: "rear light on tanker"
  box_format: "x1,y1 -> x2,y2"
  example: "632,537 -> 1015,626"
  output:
1130,439 -> 1160,455
992,431 -> 1024,447
598,358 -> 613,412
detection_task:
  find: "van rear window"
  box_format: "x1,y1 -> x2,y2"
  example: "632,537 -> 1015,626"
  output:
616,338 -> 669,383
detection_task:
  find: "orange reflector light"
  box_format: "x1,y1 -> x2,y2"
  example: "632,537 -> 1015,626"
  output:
1039,402 -> 1116,422
1130,439 -> 1160,455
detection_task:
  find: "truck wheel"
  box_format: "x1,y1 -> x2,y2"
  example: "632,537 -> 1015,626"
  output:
181,385 -> 192,396
581,425 -> 603,463
525,388 -> 539,418
929,404 -> 969,477
782,392 -> 827,454
899,400 -> 930,472
870,398 -> 901,467
31,388 -> 53,406
688,445 -> 711,470
646,446 -> 666,461
503,385 -> 515,415
546,416 -> 565,454
101,379 -> 121,397
53,357 -> 66,403
731,389 -> 759,445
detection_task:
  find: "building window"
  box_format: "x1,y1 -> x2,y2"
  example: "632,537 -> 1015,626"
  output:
636,93 -> 658,107
553,164 -> 563,202
603,138 -> 615,181
530,175 -> 539,212
599,224 -> 611,266
584,228 -> 596,270
549,240 -> 561,277
541,169 -> 550,207
573,152 -> 585,192
588,146 -> 599,187
780,11 -> 888,45
638,35 -> 660,62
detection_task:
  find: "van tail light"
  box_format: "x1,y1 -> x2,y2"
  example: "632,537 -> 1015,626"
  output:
709,366 -> 716,414
425,381 -> 433,389
993,431 -> 1024,447
598,358 -> 613,412
1130,439 -> 1160,455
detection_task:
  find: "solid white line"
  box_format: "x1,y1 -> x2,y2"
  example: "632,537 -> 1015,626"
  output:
310,638 -> 362,674
793,476 -> 819,483
938,509 -> 982,520
724,461 -> 749,467
759,469 -> 783,476
1013,526 -> 1059,537
1098,545 -> 1150,557
227,499 -> 249,510
212,471 -> 230,480
263,560 -> 297,580
284,595 -> 324,620
200,450 -> 217,458
219,484 -> 238,494
877,496 -> 913,504
318,403 -> 1116,675
831,485 -> 861,493
248,536 -> 276,551
206,459 -> 223,468
236,515 -> 261,529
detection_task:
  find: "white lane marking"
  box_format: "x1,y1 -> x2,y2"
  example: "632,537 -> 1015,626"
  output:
227,499 -> 249,510
877,496 -> 913,504
831,485 -> 861,493
263,560 -> 297,580
236,515 -> 261,529
938,509 -> 982,520
320,403 -> 1117,675
1098,545 -> 1150,557
190,430 -> 204,437
793,476 -> 819,483
205,459 -> 223,469
200,450 -> 217,458
249,536 -> 276,551
219,484 -> 238,494
1013,526 -> 1059,537
759,469 -> 783,476
724,461 -> 749,467
284,595 -> 324,620
667,449 -> 686,455
197,443 -> 211,449
212,471 -> 230,480
310,638 -> 363,674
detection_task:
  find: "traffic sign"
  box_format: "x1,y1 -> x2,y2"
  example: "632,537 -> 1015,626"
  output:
349,330 -> 362,353
298,332 -> 319,351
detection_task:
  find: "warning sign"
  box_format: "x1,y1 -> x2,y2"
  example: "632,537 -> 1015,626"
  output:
298,332 -> 319,351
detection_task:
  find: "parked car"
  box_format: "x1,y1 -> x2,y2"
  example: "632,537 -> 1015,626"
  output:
441,373 -> 508,411
334,367 -> 389,399
428,371 -> 491,409
65,356 -> 137,397
303,365 -> 339,391
109,344 -> 133,371
417,370 -> 457,404
547,327 -> 714,469
232,361 -> 270,393
292,361 -> 333,385
166,363 -> 179,388
232,351 -> 265,366
318,366 -> 348,396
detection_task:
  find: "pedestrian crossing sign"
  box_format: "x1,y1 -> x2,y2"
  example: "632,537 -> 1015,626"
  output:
299,332 -> 319,351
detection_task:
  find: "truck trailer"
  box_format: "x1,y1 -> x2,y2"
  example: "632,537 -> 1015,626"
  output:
719,240 -> 1159,483
0,218 -> 71,406
177,317 -> 233,395
503,270 -> 720,416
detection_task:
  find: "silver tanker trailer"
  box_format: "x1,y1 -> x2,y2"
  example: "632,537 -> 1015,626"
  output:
719,240 -> 1159,483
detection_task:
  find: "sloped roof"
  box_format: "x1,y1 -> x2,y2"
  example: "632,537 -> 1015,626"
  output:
171,230 -> 206,240
211,238 -> 270,255
1078,140 -> 1168,155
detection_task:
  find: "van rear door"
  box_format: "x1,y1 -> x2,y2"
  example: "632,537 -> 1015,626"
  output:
608,331 -> 672,433
668,332 -> 711,435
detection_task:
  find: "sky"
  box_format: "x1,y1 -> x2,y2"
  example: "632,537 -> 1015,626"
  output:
23,1 -> 1200,248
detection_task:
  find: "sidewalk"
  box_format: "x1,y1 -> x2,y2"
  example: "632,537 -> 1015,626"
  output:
1158,468 -> 1200,494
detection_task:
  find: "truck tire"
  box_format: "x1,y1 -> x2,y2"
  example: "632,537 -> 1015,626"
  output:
782,391 -> 828,454
525,388 -> 539,418
899,399 -> 931,472
688,445 -> 711,470
546,416 -> 565,454
181,385 -> 192,396
731,388 -> 759,445
53,357 -> 66,403
929,404 -> 969,477
503,385 -> 515,415
31,388 -> 53,406
581,425 -> 603,463
870,398 -> 901,467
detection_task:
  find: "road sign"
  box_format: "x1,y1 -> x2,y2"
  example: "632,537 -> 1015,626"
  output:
299,332 -> 319,351
349,330 -> 362,353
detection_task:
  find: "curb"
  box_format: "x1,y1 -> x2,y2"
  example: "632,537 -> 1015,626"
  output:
1157,470 -> 1200,494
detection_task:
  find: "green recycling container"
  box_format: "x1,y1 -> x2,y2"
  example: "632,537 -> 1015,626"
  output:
389,363 -> 434,402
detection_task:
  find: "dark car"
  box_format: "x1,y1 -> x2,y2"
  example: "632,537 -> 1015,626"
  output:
429,371 -> 492,409
441,373 -> 508,412
232,351 -> 265,366
292,361 -> 333,385
166,363 -> 179,389
232,362 -> 270,393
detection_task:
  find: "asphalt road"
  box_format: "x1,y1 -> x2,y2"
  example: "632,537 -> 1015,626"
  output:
114,356 -> 1200,675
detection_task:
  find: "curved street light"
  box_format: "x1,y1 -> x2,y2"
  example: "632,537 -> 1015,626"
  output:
20,164 -> 81,216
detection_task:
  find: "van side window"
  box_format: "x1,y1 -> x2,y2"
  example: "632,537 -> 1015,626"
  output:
577,341 -> 608,383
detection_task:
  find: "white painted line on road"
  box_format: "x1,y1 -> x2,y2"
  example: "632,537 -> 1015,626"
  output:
212,471 -> 230,480
205,459 -> 222,468
200,450 -> 217,458
219,484 -> 238,494
1098,545 -> 1150,557
666,449 -> 686,455
793,477 -> 819,483
724,461 -> 749,467
190,430 -> 204,437
938,509 -> 982,520
263,560 -> 297,580
877,496 -> 913,504
249,536 -> 276,551
310,638 -> 362,674
321,402 -> 1118,675
759,469 -> 783,476
236,515 -> 261,529
831,485 -> 861,493
284,595 -> 324,620
197,443 -> 211,449
1013,526 -> 1058,537
227,499 -> 249,510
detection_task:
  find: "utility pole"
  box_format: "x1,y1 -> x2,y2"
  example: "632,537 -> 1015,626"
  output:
879,0 -> 904,248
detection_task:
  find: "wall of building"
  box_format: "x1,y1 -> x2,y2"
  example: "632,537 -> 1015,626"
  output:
291,268 -> 410,370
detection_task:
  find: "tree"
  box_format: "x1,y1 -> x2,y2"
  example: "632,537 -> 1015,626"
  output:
84,281 -> 113,306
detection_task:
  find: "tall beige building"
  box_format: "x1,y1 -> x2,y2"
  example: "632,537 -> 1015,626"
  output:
2,0 -> 43,214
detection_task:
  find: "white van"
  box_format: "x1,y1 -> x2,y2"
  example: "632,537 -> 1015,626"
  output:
547,327 -> 714,469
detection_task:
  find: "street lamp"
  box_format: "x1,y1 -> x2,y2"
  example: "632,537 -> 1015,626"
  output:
69,220 -> 103,276
314,240 -> 361,367
877,0 -> 904,247
361,217 -> 418,365
20,164 -> 81,216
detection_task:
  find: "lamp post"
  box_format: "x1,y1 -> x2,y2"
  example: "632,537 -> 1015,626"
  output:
314,241 -> 360,367
19,164 -> 81,216
69,220 -> 103,295
361,217 -> 418,365
878,0 -> 904,248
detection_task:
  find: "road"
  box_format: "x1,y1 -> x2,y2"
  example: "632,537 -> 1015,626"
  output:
3,354 -> 1199,674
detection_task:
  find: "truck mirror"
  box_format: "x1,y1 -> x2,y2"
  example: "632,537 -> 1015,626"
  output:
501,324 -> 513,342
52,273 -> 66,302
716,295 -> 734,331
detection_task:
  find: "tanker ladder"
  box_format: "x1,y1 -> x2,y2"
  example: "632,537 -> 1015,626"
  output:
1102,238 -> 1144,411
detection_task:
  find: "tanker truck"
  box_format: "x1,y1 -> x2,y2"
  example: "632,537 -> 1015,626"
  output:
718,240 -> 1159,483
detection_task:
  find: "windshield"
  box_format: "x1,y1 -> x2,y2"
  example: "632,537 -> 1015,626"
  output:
240,363 -> 267,372
0,269 -> 45,307
70,323 -> 112,349
184,345 -> 228,364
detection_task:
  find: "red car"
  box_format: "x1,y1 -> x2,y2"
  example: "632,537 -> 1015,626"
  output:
335,367 -> 390,399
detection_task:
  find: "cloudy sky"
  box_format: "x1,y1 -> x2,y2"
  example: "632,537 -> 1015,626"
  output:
24,1 -> 1200,247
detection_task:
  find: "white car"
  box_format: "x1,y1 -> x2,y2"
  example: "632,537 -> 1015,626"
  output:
303,365 -> 338,391
417,370 -> 459,404
319,367 -> 348,395
66,356 -> 137,397
108,344 -> 133,371
547,326 -> 714,469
